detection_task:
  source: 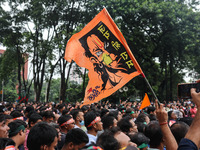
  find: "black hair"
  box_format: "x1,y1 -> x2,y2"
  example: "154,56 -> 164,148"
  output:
108,110 -> 119,120
28,113 -> 42,128
135,113 -> 149,124
64,128 -> 88,145
179,117 -> 193,126
10,110 -> 23,118
84,111 -> 97,130
58,104 -> 65,110
96,129 -> 120,150
0,105 -> 7,113
147,107 -> 155,114
0,114 -> 6,123
0,138 -> 15,149
70,109 -> 81,121
27,122 -> 58,150
136,122 -> 147,134
128,132 -> 150,150
25,105 -> 34,114
81,105 -> 89,113
41,111 -> 55,119
117,116 -> 133,133
62,109 -> 69,115
4,114 -> 13,120
100,108 -> 109,118
8,119 -> 27,137
49,122 -> 60,129
168,111 -> 173,119
102,115 -> 115,130
149,114 -> 157,121
57,115 -> 72,127
170,121 -> 189,144
144,121 -> 163,148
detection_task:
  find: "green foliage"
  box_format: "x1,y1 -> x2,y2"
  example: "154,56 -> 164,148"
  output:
0,0 -> 200,102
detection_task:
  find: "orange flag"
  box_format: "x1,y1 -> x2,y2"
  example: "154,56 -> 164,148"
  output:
65,8 -> 143,107
0,90 -> 2,94
139,93 -> 151,110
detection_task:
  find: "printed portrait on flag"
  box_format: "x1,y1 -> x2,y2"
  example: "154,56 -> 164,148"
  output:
64,8 -> 143,106
79,21 -> 136,91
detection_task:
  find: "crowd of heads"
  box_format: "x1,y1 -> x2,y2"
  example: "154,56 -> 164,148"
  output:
0,98 -> 197,150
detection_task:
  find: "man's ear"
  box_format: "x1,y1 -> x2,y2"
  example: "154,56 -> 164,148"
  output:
19,130 -> 23,136
93,123 -> 97,129
68,142 -> 74,150
40,145 -> 48,150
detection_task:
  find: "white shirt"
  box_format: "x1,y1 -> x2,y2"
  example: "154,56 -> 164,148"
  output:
86,133 -> 97,146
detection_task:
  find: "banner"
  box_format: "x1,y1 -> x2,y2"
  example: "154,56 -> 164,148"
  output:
65,8 -> 143,106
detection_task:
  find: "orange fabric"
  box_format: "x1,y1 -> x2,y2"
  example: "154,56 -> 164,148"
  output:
139,93 -> 151,110
0,90 -> 2,94
65,8 -> 143,107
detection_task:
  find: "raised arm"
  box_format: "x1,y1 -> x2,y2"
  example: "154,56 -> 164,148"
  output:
182,88 -> 200,148
155,100 -> 178,150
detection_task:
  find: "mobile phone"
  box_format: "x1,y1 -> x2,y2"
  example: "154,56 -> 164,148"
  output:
178,83 -> 200,99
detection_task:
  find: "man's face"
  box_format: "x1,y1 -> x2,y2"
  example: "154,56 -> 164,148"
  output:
44,117 -> 54,123
129,119 -> 138,132
0,120 -> 10,138
113,118 -> 118,127
66,120 -> 75,131
117,112 -> 122,121
20,129 -> 27,145
78,112 -> 84,122
95,120 -> 103,131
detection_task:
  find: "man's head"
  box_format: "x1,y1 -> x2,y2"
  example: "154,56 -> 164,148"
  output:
144,121 -> 163,149
0,106 -> 8,115
58,115 -> 75,132
24,105 -> 34,117
70,109 -> 84,124
41,111 -> 55,123
10,110 -> 24,120
98,127 -> 136,149
28,113 -> 43,129
27,122 -> 58,150
0,114 -> 10,138
61,128 -> 89,150
117,116 -> 137,134
8,119 -> 27,145
84,111 -> 103,132
170,121 -> 189,144
102,115 -> 117,130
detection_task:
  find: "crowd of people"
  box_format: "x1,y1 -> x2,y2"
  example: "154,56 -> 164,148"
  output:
0,88 -> 200,150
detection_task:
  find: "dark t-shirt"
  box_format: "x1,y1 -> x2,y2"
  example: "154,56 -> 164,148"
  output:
178,138 -> 198,150
56,132 -> 66,150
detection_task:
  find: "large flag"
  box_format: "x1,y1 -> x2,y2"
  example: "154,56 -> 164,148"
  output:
139,93 -> 151,110
65,8 -> 143,106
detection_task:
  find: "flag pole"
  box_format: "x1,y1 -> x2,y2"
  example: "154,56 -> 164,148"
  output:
141,73 -> 160,104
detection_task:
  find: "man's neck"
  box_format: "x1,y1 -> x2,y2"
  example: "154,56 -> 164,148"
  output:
75,120 -> 81,128
87,129 -> 97,136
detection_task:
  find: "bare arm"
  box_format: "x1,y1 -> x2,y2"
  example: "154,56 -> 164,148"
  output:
155,100 -> 178,150
184,88 -> 200,148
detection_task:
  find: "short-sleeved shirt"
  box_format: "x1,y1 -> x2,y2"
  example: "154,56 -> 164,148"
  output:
178,138 -> 198,150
